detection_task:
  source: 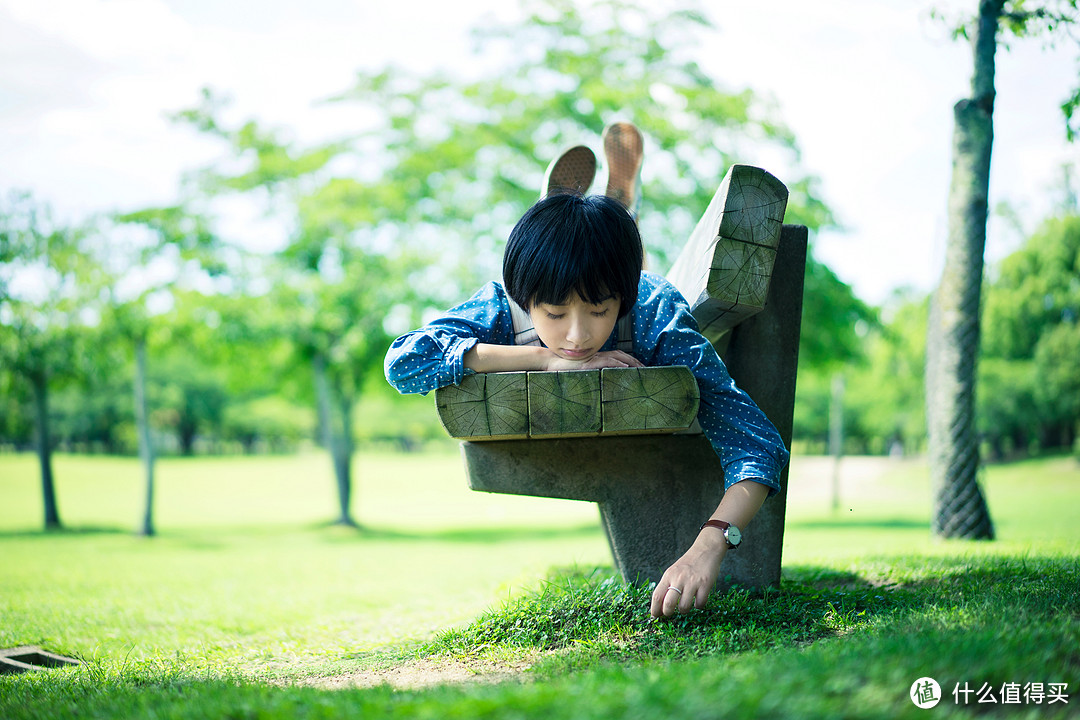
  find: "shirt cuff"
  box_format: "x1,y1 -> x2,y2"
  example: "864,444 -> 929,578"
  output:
725,465 -> 783,497
446,336 -> 479,387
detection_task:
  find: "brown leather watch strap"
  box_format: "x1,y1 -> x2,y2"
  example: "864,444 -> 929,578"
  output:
699,519 -> 738,549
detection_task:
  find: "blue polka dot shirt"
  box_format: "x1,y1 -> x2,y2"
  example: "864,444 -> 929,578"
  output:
384,272 -> 789,495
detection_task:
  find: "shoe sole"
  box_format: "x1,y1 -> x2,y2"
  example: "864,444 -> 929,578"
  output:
602,122 -> 644,211
665,164 -> 788,346
543,146 -> 597,198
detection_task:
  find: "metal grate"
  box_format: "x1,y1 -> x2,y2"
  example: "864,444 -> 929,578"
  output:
0,646 -> 82,674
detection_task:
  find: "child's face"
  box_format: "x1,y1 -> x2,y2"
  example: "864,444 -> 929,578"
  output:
529,292 -> 621,363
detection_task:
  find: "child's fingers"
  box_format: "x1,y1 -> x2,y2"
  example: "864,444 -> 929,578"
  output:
608,350 -> 643,367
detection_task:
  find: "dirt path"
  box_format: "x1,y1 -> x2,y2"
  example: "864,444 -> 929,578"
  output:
298,655 -> 535,691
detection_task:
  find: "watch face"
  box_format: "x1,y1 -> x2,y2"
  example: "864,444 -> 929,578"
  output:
727,525 -> 742,546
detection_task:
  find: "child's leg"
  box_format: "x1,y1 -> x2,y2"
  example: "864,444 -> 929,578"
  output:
542,145 -> 597,198
602,122 -> 644,215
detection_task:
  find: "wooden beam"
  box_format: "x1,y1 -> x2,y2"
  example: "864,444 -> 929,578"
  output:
666,164 -> 788,348
434,366 -> 699,441
600,366 -> 699,434
435,372 -> 529,440
528,370 -> 602,438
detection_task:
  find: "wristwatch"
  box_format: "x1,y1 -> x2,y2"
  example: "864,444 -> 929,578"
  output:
700,519 -> 742,549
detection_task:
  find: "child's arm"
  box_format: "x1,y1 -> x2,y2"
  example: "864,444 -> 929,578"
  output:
385,282 -> 643,394
464,343 -> 642,373
634,276 -> 788,495
384,283 -> 507,395
629,274 -> 787,617
649,479 -> 768,618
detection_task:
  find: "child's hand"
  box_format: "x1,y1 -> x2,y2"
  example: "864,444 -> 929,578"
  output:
649,533 -> 727,618
544,350 -> 644,371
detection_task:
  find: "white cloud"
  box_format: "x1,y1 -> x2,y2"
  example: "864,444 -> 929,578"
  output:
2,0 -> 193,61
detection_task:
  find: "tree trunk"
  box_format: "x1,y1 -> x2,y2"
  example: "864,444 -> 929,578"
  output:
178,416 -> 197,456
313,352 -> 357,527
134,337 -> 156,537
335,392 -> 355,523
31,372 -> 62,531
926,0 -> 1002,540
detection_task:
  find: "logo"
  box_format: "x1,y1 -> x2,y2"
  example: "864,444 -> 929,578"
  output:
911,677 -> 942,709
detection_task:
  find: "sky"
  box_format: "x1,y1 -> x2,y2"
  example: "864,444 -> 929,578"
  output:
1,0 -> 1077,306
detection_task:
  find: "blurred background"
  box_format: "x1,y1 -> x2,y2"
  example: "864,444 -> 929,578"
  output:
2,0 -> 1078,532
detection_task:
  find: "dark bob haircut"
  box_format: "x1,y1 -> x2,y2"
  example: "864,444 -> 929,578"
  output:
502,193 -> 642,318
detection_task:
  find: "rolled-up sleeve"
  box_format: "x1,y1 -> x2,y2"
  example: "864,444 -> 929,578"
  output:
634,274 -> 789,495
384,282 -> 512,395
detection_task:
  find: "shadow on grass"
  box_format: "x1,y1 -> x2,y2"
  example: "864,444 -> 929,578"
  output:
0,526 -> 134,539
311,521 -> 604,545
786,517 -> 928,530
0,521 -> 605,546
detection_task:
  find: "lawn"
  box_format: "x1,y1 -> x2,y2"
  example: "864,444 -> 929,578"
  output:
0,449 -> 1077,718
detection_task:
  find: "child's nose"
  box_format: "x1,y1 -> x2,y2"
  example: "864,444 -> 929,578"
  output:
566,314 -> 591,344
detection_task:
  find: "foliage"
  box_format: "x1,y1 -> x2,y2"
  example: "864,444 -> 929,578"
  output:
980,213 -> 1080,452
795,206 -> 1080,457
983,214 -> 1080,359
0,0 -> 879,458
220,396 -> 315,454
797,256 -> 877,371
0,194 -> 98,387
976,357 -> 1042,456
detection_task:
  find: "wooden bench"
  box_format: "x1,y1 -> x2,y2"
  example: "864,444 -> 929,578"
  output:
436,165 -> 806,590
436,366 -> 700,440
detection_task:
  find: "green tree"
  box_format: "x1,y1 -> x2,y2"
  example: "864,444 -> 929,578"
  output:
926,0 -> 1079,540
981,212 -> 1080,452
1033,321 -> 1080,445
169,99 -> 401,525
0,193 -> 99,530
983,214 -> 1080,359
101,205 -> 222,535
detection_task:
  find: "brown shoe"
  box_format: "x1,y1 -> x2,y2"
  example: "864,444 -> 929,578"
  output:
542,145 -> 597,198
602,122 -> 644,213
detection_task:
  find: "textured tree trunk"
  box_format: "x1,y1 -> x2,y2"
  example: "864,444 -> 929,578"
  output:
926,0 -> 1001,540
31,372 -> 62,530
313,353 -> 357,527
134,337 -> 156,537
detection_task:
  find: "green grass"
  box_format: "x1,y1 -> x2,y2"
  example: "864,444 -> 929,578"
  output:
0,450 -> 1077,718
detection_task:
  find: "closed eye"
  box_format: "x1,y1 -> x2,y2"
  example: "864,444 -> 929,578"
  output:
546,312 -> 566,320
591,309 -> 610,317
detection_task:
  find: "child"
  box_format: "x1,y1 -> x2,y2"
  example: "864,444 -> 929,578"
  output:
384,130 -> 789,618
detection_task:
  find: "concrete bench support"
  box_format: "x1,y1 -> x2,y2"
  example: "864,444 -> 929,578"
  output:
464,224 -> 807,589
464,434 -> 721,584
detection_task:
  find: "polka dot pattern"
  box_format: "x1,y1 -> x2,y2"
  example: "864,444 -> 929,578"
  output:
384,273 -> 789,495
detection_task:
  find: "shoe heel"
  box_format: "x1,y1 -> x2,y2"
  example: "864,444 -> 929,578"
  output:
542,145 -> 597,199
602,122 -> 644,213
